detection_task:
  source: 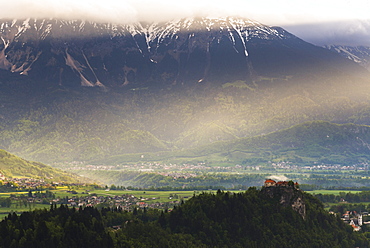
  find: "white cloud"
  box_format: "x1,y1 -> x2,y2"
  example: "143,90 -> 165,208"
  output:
1,0 -> 370,45
268,175 -> 289,182
0,0 -> 369,25
285,19 -> 370,46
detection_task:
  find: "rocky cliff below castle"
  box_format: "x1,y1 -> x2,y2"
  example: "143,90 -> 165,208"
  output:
262,180 -> 306,219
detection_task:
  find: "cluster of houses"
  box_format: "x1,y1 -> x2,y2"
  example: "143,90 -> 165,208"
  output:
0,177 -> 58,189
29,192 -> 180,211
64,161 -> 254,174
270,161 -> 370,171
341,211 -> 365,231
63,194 -> 169,210
0,175 -> 90,192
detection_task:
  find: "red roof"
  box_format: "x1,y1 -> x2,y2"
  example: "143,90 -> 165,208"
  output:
265,179 -> 276,183
276,181 -> 288,185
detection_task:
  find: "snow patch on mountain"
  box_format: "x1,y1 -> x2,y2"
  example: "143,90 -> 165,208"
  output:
325,45 -> 370,71
0,37 -> 12,70
0,16 -> 300,87
65,50 -> 95,87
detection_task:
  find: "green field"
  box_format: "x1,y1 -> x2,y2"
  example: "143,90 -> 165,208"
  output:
310,190 -> 362,195
96,189 -> 221,203
0,203 -> 50,220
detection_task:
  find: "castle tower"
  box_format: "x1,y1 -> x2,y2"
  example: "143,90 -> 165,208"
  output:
358,214 -> 363,226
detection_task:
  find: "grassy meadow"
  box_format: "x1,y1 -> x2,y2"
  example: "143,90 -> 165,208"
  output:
310,190 -> 363,195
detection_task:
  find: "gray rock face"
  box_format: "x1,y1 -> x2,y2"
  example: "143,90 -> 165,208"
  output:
290,196 -> 306,219
324,45 -> 370,71
262,185 -> 306,219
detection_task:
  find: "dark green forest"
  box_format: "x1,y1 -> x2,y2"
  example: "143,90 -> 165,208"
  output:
315,191 -> 370,204
0,187 -> 368,248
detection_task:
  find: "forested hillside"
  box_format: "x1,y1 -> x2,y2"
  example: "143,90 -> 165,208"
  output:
179,121 -> 370,165
2,72 -> 370,165
91,121 -> 370,168
0,149 -> 81,182
0,187 -> 367,247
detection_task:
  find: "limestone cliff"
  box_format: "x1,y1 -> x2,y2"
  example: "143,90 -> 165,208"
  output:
261,185 -> 306,219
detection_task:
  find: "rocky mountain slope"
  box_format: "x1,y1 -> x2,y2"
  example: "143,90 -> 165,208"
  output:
0,17 -> 366,88
1,17 -> 370,164
325,44 -> 370,71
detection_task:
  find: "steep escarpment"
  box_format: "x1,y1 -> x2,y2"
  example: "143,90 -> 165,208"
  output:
262,182 -> 306,219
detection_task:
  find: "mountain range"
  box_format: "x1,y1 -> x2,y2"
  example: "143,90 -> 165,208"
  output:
324,45 -> 370,71
90,121 -> 370,167
1,17 -> 370,166
0,17 -> 366,88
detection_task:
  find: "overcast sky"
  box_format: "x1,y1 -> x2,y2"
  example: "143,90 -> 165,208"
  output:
1,0 -> 370,46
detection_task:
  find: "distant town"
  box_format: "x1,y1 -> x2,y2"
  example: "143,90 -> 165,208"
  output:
0,177 -> 185,213
56,161 -> 370,174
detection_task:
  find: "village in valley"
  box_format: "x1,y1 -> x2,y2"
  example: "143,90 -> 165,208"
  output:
1,175 -> 369,233
2,188 -> 184,213
0,175 -> 187,214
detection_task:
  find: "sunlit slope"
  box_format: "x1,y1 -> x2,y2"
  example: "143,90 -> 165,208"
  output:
2,72 -> 370,164
98,121 -> 370,166
0,149 -> 82,182
208,121 -> 370,165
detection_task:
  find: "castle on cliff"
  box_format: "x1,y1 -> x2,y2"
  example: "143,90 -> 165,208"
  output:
264,179 -> 299,188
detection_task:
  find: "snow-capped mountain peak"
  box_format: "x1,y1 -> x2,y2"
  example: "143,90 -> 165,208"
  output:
1,17 -> 362,88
